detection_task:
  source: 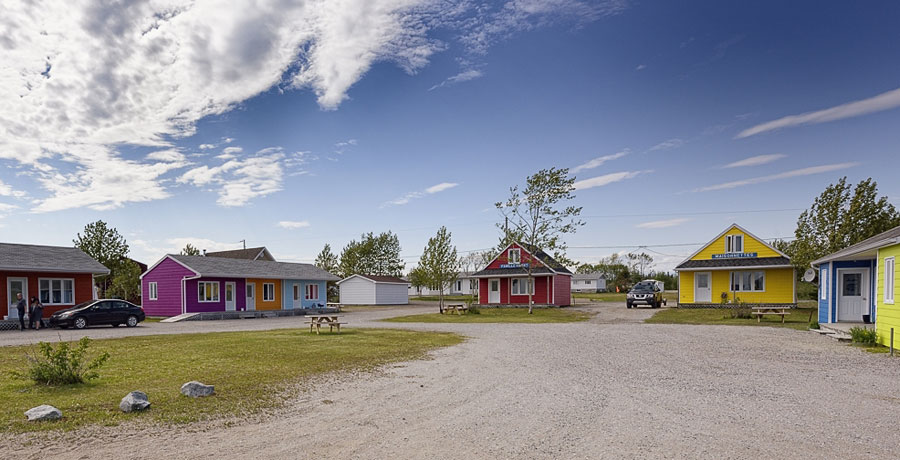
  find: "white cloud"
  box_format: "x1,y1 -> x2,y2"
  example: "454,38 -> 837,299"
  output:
573,170 -> 649,190
0,203 -> 19,213
635,64 -> 646,71
636,218 -> 690,229
384,181 -> 459,206
648,138 -> 684,152
571,150 -> 628,174
425,182 -> 458,194
146,149 -> 187,163
0,180 -> 25,198
737,87 -> 900,138
223,146 -> 243,155
722,154 -> 786,168
133,237 -> 243,260
429,69 -> 483,91
692,162 -> 859,192
277,220 -> 311,229
178,148 -> 286,207
199,144 -> 216,150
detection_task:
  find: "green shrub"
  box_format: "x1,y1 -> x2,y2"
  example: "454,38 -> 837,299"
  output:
468,305 -> 481,315
15,337 -> 110,385
849,327 -> 878,346
728,305 -> 753,319
809,321 -> 820,330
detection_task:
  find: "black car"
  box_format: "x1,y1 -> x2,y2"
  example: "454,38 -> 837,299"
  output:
49,299 -> 146,329
626,281 -> 665,309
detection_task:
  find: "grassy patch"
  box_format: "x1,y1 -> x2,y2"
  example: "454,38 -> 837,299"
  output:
645,307 -> 817,331
383,308 -> 592,323
0,328 -> 461,433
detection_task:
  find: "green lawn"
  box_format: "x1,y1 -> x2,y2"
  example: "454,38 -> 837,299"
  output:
0,328 -> 461,433
645,307 -> 817,331
383,308 -> 593,323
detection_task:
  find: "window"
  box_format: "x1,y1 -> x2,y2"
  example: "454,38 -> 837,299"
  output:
148,282 -> 158,300
729,271 -> 765,292
821,268 -> 828,300
470,279 -> 477,290
456,281 -> 462,291
39,278 -> 75,305
198,281 -> 220,302
725,234 -> 744,253
885,257 -> 895,304
511,278 -> 533,295
508,248 -> 521,264
263,283 -> 275,301
293,285 -> 300,301
305,284 -> 319,300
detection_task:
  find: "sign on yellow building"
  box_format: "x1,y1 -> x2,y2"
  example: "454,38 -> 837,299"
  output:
675,224 -> 796,306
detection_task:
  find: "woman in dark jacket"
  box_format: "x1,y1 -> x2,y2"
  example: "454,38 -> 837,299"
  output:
29,296 -> 44,330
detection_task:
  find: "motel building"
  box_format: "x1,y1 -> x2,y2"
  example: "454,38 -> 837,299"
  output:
675,224 -> 796,307
471,242 -> 572,307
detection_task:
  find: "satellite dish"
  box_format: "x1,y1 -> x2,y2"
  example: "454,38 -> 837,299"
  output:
803,268 -> 817,283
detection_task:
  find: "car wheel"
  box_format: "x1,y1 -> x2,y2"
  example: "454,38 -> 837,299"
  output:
126,315 -> 139,327
626,302 -> 632,309
74,317 -> 87,329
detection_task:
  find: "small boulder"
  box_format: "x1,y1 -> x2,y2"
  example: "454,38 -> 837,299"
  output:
25,405 -> 62,422
119,391 -> 151,413
180,381 -> 215,398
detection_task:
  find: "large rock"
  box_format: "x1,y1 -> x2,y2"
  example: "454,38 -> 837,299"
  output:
180,381 -> 215,398
25,405 -> 62,421
119,391 -> 151,412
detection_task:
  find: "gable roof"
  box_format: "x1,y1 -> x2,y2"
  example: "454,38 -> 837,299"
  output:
337,274 -> 409,285
810,224 -> 900,266
0,242 -> 110,274
572,273 -> 606,281
472,242 -> 573,277
167,254 -> 338,281
675,223 -> 789,271
205,247 -> 275,261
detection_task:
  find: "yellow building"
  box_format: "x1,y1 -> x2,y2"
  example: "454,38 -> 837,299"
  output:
675,224 -> 796,306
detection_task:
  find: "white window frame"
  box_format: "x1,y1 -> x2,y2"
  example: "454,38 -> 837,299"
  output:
725,234 -> 744,254
305,284 -> 319,300
148,282 -> 158,301
263,283 -> 275,302
508,248 -> 521,264
729,271 -> 765,292
510,277 -> 534,296
885,257 -> 895,304
293,285 -> 300,301
198,281 -> 220,303
39,278 -> 76,305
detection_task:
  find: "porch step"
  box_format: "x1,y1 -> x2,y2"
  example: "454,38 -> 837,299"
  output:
160,313 -> 200,323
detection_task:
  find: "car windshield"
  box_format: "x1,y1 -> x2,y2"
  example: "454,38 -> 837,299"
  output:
631,282 -> 656,291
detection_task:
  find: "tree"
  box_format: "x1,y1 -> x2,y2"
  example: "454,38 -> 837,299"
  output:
180,244 -> 201,256
315,244 -> 340,301
791,177 -> 900,272
74,220 -> 130,297
339,232 -> 404,277
459,251 -> 488,303
407,266 -> 428,297
496,167 -> 584,313
107,259 -> 142,303
417,226 -> 459,313
626,252 -> 654,279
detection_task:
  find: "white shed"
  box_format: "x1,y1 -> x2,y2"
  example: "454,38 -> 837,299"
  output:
338,274 -> 409,305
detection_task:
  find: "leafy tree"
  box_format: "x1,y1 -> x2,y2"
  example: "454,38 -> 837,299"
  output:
339,232 -> 404,277
107,259 -> 142,303
626,252 -> 654,279
417,226 -> 460,312
74,220 -> 129,297
315,244 -> 340,301
791,177 -> 900,272
180,244 -> 201,256
407,266 -> 428,296
496,167 -> 584,313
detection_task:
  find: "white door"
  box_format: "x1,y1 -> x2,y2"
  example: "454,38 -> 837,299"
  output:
246,283 -> 256,310
225,282 -> 236,311
7,277 -> 27,320
838,269 -> 868,322
292,284 -> 301,309
694,272 -> 712,303
488,279 -> 500,303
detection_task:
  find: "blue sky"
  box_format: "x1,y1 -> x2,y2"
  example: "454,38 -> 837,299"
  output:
1,0 -> 899,271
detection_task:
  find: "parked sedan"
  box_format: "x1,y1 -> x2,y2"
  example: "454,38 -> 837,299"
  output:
50,299 -> 146,329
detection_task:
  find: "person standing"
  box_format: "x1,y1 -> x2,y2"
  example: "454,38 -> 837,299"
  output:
29,296 -> 44,330
15,292 -> 26,331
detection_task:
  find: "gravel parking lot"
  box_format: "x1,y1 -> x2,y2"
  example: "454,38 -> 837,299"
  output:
4,302 -> 899,459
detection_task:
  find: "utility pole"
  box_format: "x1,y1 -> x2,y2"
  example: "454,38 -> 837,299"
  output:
240,239 -> 246,249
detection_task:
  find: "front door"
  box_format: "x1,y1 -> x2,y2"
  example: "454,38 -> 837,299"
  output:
488,279 -> 500,303
838,268 -> 868,322
225,282 -> 236,311
246,283 -> 256,310
694,272 -> 712,303
293,284 -> 301,309
7,277 -> 27,320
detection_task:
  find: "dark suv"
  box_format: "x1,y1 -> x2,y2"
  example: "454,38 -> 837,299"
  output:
626,281 -> 664,309
49,299 -> 146,329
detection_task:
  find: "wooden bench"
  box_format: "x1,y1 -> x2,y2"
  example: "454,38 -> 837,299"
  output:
751,307 -> 791,323
442,303 -> 469,315
305,315 -> 346,334
326,302 -> 343,312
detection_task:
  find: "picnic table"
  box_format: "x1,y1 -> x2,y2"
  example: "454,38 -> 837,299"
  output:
442,303 -> 469,315
751,306 -> 791,323
326,302 -> 343,312
305,315 -> 346,334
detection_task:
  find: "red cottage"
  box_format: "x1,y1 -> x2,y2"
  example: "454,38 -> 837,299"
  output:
473,243 -> 572,307
1,242 -> 109,321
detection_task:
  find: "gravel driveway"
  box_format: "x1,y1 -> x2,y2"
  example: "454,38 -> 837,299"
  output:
4,303 -> 899,459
